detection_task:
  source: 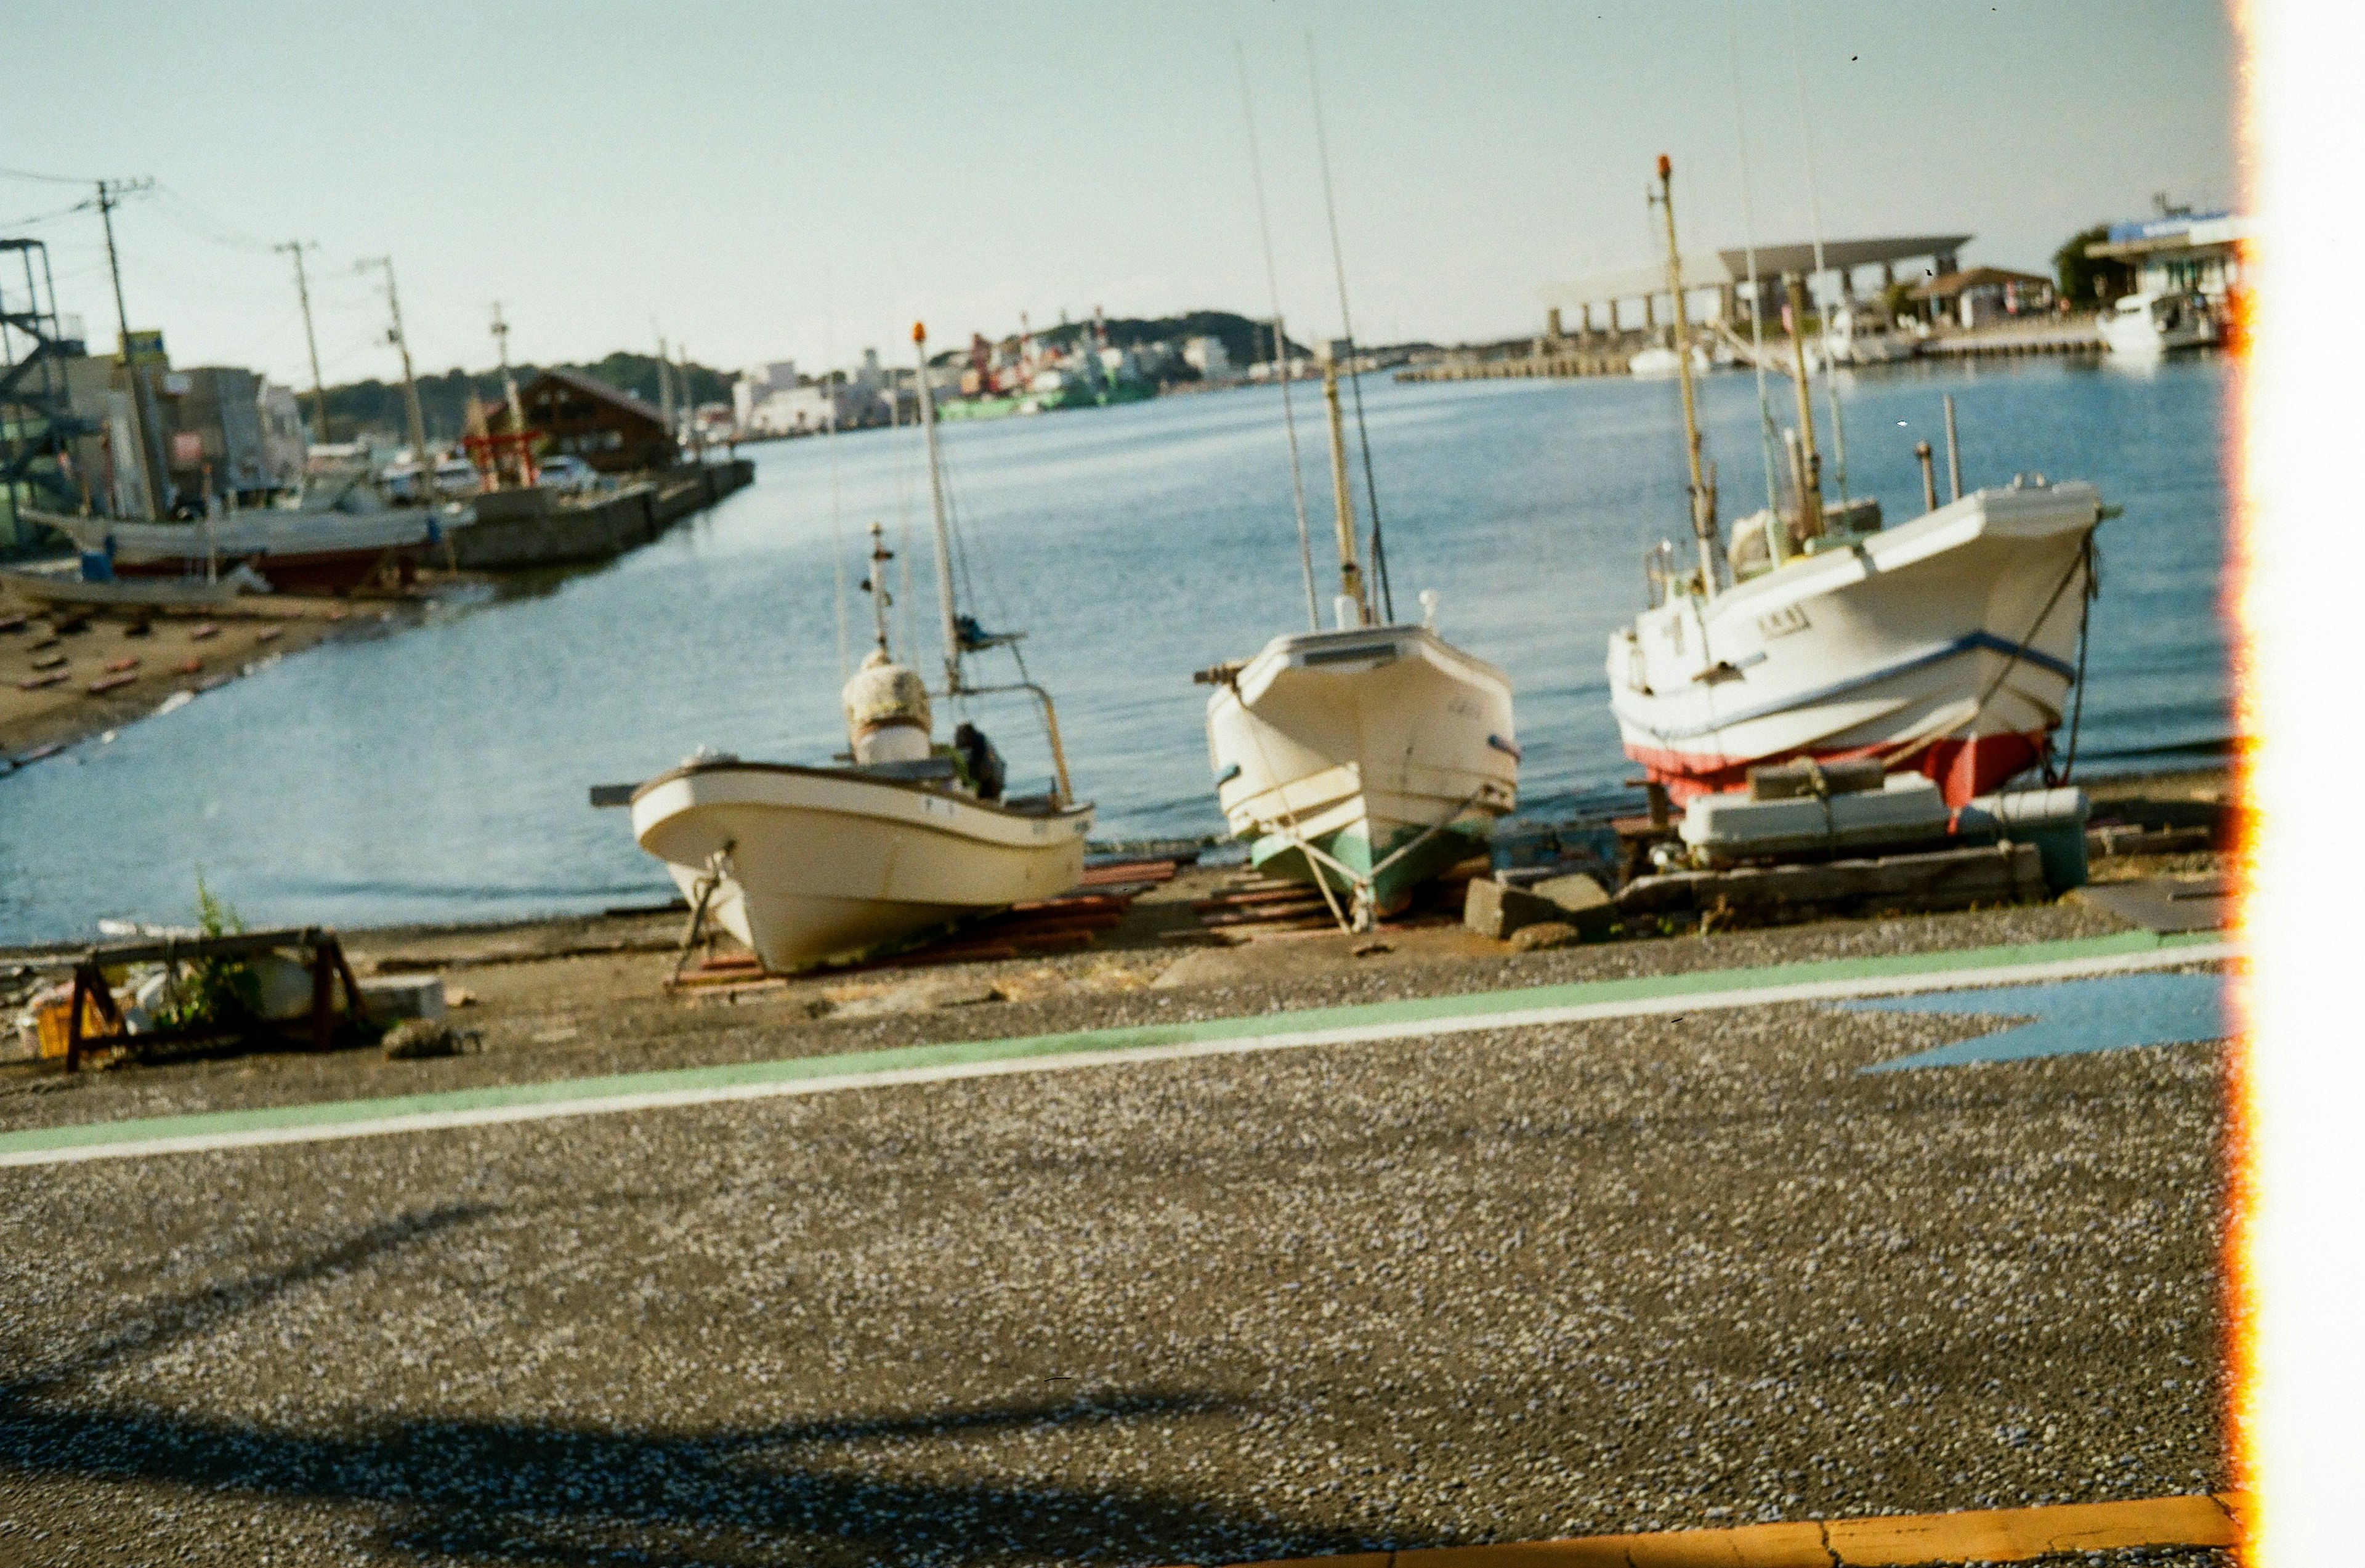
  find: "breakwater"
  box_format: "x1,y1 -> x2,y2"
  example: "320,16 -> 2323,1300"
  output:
451,458 -> 754,571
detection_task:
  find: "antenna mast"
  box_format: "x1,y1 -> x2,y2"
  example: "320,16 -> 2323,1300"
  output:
912,321 -> 963,693
1234,41 -> 1321,632
1306,34 -> 1393,621
1652,156 -> 1719,598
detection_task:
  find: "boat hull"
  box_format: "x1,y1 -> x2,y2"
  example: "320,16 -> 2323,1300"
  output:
629,761 -> 1092,972
1609,481 -> 2103,807
23,509 -> 439,596
0,566 -> 241,610
1207,624 -> 1517,916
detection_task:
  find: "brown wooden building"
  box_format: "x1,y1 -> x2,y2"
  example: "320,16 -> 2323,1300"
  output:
485,368 -> 676,474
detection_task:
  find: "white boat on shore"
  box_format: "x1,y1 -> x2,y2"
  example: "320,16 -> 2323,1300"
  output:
22,471 -> 449,596
1607,157 -> 2108,809
1205,615 -> 1516,920
2099,289 -> 2218,358
630,755 -> 1090,972
626,323 -> 1092,972
1611,477 -> 2106,806
1200,349 -> 1517,925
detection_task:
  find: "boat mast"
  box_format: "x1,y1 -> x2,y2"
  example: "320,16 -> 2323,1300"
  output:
1786,0 -> 1849,503
1723,2 -> 1783,518
1653,155 -> 1719,599
912,321 -> 963,693
1321,357 -> 1367,627
1233,41 -> 1322,632
1307,33 -> 1392,621
863,520 -> 895,653
1784,272 -> 1826,536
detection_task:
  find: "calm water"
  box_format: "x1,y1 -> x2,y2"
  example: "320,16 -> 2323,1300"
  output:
0,356 -> 2231,943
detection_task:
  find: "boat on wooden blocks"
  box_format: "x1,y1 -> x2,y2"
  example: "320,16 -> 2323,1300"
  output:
1609,477 -> 2104,806
626,322 -> 1094,974
629,754 -> 1091,974
1205,620 -> 1517,924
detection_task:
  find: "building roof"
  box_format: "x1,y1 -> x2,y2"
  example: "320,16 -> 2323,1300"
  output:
2087,214 -> 2250,261
1545,235 -> 1973,307
1907,266 -> 2052,302
515,366 -> 668,426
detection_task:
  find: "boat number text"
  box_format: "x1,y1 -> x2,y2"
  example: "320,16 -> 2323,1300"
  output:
1757,605 -> 1811,639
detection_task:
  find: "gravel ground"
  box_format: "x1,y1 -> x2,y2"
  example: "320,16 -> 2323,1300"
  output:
0,950 -> 2230,1565
0,899 -> 2138,1136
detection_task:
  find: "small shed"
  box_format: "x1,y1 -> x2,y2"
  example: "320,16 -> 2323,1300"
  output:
1907,267 -> 2056,330
485,368 -> 676,474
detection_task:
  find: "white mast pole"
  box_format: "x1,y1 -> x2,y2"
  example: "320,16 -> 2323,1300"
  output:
1787,0 -> 1848,502
1234,41 -> 1321,633
913,321 -> 961,693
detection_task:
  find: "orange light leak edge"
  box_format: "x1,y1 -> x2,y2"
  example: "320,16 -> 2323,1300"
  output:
2225,0 -> 2260,1556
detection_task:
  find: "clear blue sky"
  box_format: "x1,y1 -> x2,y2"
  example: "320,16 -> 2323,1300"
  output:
7,0 -> 2234,388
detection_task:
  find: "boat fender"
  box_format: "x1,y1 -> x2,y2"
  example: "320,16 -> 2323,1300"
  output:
1487,734 -> 1522,762
1214,762 -> 1242,788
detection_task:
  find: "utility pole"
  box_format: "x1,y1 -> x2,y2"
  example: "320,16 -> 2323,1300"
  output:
359,257 -> 431,505
94,177 -> 164,519
654,333 -> 674,453
275,241 -> 330,443
490,301 -> 531,487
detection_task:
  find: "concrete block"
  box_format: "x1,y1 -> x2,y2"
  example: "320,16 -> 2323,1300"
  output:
357,974 -> 447,1022
1463,878 -> 1568,940
1508,921 -> 1581,952
1530,871 -> 1616,936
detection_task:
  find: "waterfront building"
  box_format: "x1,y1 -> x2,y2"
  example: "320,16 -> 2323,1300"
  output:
479,368 -> 677,473
732,360 -> 798,429
2084,211 -> 2249,303
1545,234 -> 1971,337
1907,267 -> 2058,329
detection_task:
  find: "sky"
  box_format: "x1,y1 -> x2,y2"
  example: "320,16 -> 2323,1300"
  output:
6,1 -> 2236,389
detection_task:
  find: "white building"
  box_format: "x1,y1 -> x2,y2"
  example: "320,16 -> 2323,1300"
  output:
733,360 -> 798,428
2086,212 -> 2249,302
257,382 -> 309,490
1182,336 -> 1231,379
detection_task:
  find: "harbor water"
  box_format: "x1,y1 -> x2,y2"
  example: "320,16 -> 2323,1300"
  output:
0,356 -> 2232,944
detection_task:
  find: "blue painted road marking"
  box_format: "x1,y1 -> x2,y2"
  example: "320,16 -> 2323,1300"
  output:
1849,971 -> 2230,1073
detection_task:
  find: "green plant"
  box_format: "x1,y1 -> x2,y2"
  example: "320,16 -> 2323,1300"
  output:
158,872 -> 261,1032
2054,225 -> 2135,306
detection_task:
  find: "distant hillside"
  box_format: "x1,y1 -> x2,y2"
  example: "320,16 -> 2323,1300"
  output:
315,351 -> 733,444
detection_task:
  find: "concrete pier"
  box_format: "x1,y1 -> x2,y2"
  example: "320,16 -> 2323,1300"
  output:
448,457 -> 753,571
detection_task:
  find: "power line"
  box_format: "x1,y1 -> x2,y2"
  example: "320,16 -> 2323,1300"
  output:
0,164 -> 108,187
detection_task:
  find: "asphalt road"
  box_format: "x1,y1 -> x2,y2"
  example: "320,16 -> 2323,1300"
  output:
0,937 -> 2228,1565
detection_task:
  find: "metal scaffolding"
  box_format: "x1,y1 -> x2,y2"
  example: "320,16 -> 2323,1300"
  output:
0,236 -> 95,547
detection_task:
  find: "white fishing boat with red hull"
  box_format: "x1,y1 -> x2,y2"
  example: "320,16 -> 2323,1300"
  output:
1607,155 -> 2108,812
1609,477 -> 2104,806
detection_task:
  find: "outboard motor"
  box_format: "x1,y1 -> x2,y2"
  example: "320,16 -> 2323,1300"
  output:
953,722 -> 1006,801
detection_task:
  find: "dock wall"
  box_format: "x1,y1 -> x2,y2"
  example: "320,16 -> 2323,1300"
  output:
449,458 -> 753,572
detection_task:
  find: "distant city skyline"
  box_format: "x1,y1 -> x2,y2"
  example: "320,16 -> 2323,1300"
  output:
7,1 -> 2234,390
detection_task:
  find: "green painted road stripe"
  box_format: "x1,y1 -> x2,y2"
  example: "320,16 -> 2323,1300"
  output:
0,929 -> 2230,1168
